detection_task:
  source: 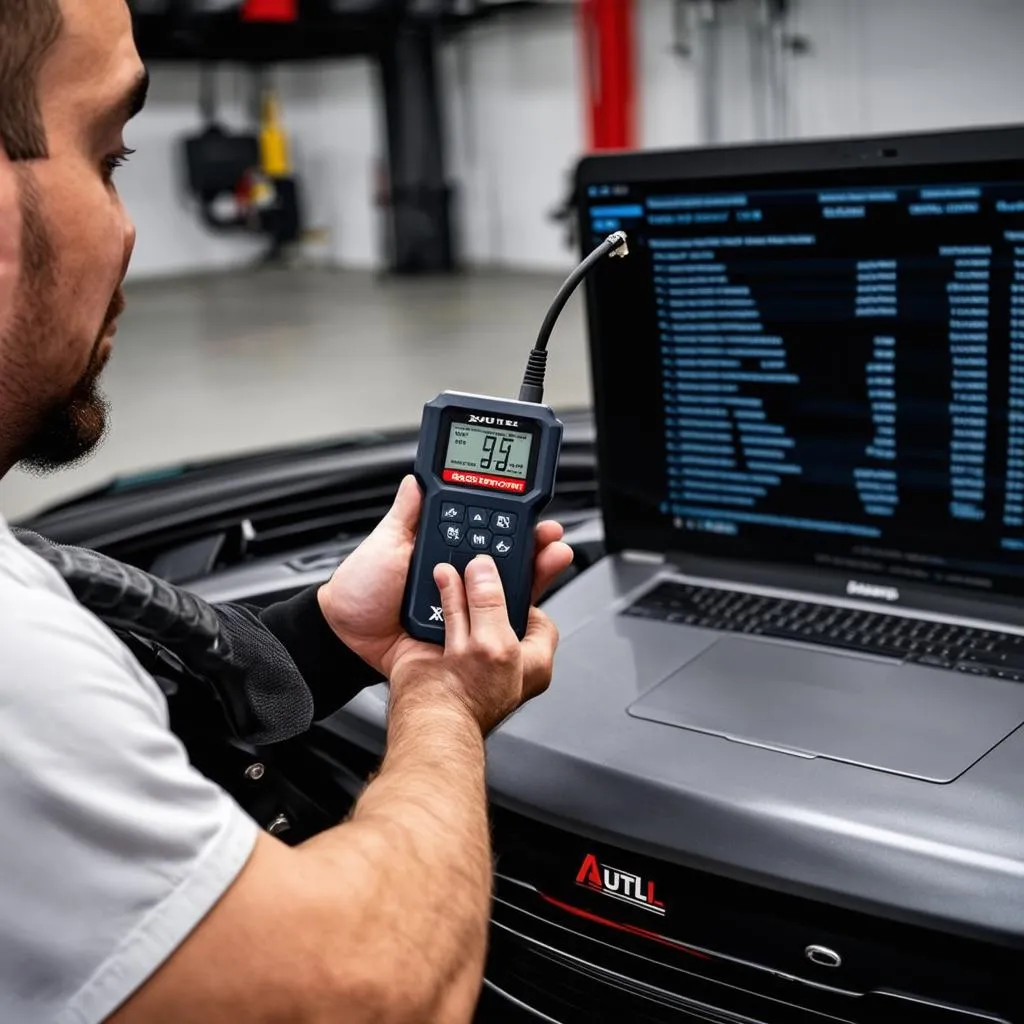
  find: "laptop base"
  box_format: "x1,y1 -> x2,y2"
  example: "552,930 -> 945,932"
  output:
627,636 -> 1024,782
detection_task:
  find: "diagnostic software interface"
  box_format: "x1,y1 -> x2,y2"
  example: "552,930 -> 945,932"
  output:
584,162 -> 1024,598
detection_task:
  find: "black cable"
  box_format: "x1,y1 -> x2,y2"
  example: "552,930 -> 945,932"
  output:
518,230 -> 629,404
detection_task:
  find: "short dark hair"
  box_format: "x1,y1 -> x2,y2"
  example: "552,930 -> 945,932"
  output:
0,0 -> 63,161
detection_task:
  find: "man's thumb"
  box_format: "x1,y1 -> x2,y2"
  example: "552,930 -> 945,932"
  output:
385,475 -> 422,534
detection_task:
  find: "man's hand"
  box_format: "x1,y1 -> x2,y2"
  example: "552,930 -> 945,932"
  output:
389,554 -> 561,735
317,475 -> 573,681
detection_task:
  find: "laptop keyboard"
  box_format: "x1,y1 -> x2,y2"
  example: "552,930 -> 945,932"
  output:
624,581 -> 1024,682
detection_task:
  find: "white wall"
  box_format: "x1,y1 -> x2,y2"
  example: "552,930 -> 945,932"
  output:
120,0 -> 1024,281
443,9 -> 584,270
275,61 -> 381,269
787,0 -> 1024,140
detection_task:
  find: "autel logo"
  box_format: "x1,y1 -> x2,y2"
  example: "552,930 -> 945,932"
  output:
846,580 -> 900,602
575,853 -> 666,916
467,414 -> 520,428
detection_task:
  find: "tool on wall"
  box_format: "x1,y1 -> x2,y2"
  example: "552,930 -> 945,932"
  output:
181,65 -> 304,262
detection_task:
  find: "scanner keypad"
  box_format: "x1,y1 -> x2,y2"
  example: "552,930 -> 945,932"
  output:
438,502 -> 516,559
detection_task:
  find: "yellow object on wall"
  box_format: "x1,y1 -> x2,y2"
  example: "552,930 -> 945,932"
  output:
259,92 -> 292,178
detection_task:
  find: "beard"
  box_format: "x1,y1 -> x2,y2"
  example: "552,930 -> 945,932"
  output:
6,170 -> 119,474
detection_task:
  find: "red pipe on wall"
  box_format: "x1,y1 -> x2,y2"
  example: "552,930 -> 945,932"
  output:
578,0 -> 637,152
241,0 -> 298,22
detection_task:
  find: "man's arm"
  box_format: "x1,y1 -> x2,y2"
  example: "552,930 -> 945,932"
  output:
111,698 -> 489,1024
258,586 -> 382,717
110,555 -> 557,1024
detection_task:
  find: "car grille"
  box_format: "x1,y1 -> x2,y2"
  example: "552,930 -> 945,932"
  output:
485,810 -> 1016,1024
486,876 -> 856,1024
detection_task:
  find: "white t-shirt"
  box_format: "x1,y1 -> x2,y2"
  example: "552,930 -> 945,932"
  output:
0,516 -> 258,1023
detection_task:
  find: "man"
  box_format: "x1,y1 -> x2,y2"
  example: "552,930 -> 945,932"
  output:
0,140 -> 17,347
0,2 -> 573,1021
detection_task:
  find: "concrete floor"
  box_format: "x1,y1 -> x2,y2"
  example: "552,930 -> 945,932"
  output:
0,268 -> 591,521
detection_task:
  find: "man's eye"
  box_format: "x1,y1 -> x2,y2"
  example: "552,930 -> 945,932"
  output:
102,147 -> 136,182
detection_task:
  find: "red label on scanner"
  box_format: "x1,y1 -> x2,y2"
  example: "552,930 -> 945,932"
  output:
443,469 -> 526,494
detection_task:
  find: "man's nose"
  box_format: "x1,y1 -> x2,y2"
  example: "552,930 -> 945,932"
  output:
121,215 -> 136,279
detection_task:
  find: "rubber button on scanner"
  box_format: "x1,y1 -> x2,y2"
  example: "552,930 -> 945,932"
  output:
492,536 -> 514,557
439,522 -> 464,547
468,529 -> 492,550
491,511 -> 517,533
467,507 -> 490,527
440,502 -> 465,523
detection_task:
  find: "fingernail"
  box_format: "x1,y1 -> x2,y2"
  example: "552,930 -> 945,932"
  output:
472,554 -> 498,577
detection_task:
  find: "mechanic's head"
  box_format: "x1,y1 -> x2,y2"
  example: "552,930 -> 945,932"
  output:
0,0 -> 145,475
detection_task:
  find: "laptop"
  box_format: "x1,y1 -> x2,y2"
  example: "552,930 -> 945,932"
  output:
562,125 -> 1024,784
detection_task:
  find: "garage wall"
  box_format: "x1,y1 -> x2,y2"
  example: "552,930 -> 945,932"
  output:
120,0 -> 1024,281
788,0 -> 1024,140
443,9 -> 584,271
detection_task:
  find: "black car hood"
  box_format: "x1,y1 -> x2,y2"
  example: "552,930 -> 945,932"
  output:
19,409 -> 1024,963
324,552 -> 1024,960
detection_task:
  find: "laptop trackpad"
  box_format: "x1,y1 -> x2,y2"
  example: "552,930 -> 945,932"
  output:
627,638 -> 1024,782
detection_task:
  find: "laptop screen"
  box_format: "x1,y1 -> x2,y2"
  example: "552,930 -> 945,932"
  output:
580,142 -> 1024,601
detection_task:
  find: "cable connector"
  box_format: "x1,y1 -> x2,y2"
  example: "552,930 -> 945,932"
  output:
518,231 -> 629,404
518,348 -> 549,405
608,230 -> 630,258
